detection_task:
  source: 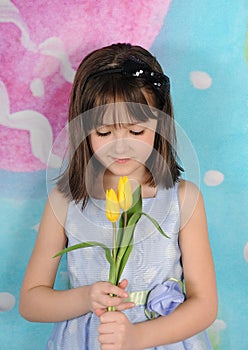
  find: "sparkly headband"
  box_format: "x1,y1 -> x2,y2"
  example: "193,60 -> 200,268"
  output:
84,55 -> 170,100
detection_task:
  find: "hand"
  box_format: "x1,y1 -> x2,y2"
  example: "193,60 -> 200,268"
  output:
98,311 -> 140,350
88,279 -> 135,316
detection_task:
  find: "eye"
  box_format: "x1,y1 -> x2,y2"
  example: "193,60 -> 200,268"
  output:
129,129 -> 145,136
96,130 -> 111,137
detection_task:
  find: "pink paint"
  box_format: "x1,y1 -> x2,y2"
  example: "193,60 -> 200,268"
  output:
0,0 -> 171,171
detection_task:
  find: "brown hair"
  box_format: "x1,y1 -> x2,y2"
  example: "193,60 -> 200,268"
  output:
57,43 -> 182,207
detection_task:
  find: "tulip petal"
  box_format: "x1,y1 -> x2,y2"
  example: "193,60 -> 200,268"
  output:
118,176 -> 133,211
106,188 -> 120,222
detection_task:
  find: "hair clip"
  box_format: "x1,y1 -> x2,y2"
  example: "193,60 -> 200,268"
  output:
122,56 -> 170,93
84,56 -> 170,99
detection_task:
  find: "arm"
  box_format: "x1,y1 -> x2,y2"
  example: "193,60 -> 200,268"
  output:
19,188 -> 86,322
98,180 -> 218,349
19,188 -> 133,323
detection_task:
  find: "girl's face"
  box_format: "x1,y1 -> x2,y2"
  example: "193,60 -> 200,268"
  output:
89,118 -> 157,182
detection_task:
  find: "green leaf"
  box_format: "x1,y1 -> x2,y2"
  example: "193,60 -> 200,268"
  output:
116,224 -> 124,250
116,185 -> 142,254
140,212 -> 170,239
116,239 -> 133,283
115,209 -> 170,284
54,241 -> 114,265
126,185 -> 142,220
119,212 -> 142,248
115,211 -> 142,284
108,261 -> 117,285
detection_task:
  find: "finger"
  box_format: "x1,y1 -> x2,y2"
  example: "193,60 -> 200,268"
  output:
100,310 -> 125,324
100,311 -> 116,323
98,333 -> 115,347
94,308 -> 107,317
107,283 -> 129,299
99,344 -> 115,350
115,301 -> 135,312
98,322 -> 116,334
101,295 -> 126,309
118,279 -> 128,290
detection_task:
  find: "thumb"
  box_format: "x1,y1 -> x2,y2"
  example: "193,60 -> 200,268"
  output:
118,279 -> 128,290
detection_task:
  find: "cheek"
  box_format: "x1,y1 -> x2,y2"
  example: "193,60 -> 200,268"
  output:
89,135 -> 107,155
141,131 -> 156,150
130,137 -> 155,162
90,139 -> 112,166
139,132 -> 156,160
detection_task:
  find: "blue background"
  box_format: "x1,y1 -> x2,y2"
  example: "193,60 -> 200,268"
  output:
1,1 -> 248,349
153,2 -> 248,349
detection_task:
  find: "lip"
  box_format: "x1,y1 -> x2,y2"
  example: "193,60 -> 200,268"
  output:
112,158 -> 131,164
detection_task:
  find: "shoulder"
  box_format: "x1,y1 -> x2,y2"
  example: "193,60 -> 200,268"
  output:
178,180 -> 205,229
46,187 -> 70,228
178,179 -> 201,202
48,186 -> 70,203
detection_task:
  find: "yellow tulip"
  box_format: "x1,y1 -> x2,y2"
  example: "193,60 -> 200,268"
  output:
106,188 -> 120,222
118,176 -> 133,211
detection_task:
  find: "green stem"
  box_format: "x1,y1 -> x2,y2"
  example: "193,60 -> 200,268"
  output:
108,222 -> 117,312
112,222 -> 117,263
124,211 -> 128,231
114,211 -> 128,285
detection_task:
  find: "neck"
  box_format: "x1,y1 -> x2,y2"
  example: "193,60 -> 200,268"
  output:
90,170 -> 157,199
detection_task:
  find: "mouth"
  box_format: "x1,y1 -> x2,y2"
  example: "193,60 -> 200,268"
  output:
112,158 -> 131,164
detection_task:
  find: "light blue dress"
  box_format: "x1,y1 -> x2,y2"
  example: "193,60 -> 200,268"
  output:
46,184 -> 213,350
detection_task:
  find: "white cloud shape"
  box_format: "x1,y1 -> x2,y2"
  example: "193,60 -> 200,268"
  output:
0,0 -> 37,51
190,71 -> 212,90
208,319 -> 227,346
39,37 -> 75,83
47,340 -> 54,350
30,78 -> 45,97
32,223 -> 40,232
0,80 -> 62,168
204,170 -> 224,186
0,292 -> 16,312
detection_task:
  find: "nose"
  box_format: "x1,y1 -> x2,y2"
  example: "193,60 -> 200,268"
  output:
113,137 -> 129,155
110,128 -> 131,155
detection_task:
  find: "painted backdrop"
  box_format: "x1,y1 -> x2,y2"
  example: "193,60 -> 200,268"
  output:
0,1 -> 248,349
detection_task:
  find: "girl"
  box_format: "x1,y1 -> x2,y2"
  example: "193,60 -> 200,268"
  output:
19,43 -> 217,350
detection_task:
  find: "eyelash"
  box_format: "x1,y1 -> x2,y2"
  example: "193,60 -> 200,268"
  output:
96,130 -> 145,137
130,130 -> 145,135
96,131 -> 111,137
